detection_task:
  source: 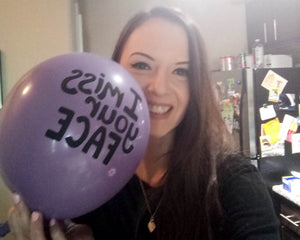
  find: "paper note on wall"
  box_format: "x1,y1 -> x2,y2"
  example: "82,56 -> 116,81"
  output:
292,133 -> 300,154
259,105 -> 276,121
286,119 -> 298,142
278,114 -> 298,141
261,70 -> 288,94
268,88 -> 280,102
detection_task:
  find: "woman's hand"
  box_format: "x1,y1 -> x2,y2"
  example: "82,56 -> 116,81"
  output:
7,194 -> 94,240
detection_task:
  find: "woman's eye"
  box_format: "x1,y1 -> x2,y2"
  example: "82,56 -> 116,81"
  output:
173,68 -> 189,77
131,62 -> 150,70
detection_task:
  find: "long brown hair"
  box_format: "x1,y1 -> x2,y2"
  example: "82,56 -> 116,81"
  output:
112,7 -> 234,240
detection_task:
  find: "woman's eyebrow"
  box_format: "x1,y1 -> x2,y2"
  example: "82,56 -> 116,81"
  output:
129,52 -> 189,66
175,61 -> 189,65
130,52 -> 154,61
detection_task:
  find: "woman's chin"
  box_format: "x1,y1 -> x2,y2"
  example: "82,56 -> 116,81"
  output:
149,130 -> 174,142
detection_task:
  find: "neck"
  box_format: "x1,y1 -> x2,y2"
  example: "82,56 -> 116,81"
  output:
136,133 -> 173,187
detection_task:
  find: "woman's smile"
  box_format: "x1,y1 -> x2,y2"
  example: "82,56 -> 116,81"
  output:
148,103 -> 172,115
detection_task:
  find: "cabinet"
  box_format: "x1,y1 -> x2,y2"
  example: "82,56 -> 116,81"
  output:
271,191 -> 300,239
280,204 -> 300,239
246,0 -> 300,64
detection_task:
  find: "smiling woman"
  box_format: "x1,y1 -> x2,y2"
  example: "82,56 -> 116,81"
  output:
6,6 -> 280,240
73,7 -> 280,239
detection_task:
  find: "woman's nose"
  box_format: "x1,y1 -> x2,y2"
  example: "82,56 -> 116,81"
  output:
146,71 -> 169,95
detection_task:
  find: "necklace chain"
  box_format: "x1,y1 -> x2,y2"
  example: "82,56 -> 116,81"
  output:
138,178 -> 162,233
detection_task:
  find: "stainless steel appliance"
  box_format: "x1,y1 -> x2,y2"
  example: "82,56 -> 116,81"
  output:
211,68 -> 300,178
212,68 -> 300,238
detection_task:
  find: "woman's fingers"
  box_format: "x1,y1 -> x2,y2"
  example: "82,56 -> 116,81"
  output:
49,219 -> 67,240
7,206 -> 28,239
29,212 -> 47,240
30,213 -> 71,240
7,194 -> 92,240
7,194 -> 66,240
31,214 -> 71,240
65,223 -> 94,240
7,194 -> 31,239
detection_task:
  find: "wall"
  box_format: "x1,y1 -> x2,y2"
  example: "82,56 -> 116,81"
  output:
0,0 -> 76,98
0,1 -> 76,239
79,0 -> 248,70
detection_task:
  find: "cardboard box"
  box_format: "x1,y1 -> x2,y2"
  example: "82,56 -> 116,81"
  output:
282,176 -> 300,195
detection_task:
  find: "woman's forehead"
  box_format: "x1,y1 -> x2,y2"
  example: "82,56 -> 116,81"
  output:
122,17 -> 189,61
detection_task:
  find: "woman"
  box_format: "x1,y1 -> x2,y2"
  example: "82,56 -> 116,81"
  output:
7,7 -> 280,240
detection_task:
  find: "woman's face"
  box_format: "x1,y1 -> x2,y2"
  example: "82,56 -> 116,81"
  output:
120,17 -> 190,139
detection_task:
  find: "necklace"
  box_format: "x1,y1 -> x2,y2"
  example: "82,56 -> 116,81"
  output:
138,179 -> 162,233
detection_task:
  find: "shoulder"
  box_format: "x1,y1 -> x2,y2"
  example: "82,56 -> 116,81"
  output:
217,154 -> 270,207
216,154 -> 281,239
217,154 -> 266,209
217,154 -> 259,185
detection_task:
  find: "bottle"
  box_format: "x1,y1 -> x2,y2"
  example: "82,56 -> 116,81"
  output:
238,52 -> 246,69
252,39 -> 264,68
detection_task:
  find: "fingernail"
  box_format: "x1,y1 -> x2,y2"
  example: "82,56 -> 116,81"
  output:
49,218 -> 56,227
31,211 -> 40,222
13,194 -> 20,204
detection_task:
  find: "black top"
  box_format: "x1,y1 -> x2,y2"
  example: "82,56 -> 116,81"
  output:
74,156 -> 281,239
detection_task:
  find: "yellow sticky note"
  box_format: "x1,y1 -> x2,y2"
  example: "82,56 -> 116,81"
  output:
263,118 -> 281,144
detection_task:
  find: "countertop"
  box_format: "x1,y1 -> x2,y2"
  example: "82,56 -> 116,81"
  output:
272,184 -> 300,207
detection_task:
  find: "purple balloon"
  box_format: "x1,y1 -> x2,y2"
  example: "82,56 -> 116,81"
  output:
0,53 -> 149,219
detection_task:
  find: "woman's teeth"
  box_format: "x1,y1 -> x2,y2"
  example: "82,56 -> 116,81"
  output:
149,105 -> 170,114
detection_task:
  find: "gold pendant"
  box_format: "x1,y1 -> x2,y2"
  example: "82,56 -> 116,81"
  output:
147,217 -> 156,232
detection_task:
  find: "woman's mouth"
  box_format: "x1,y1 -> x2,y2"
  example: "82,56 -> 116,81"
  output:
148,104 -> 171,114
